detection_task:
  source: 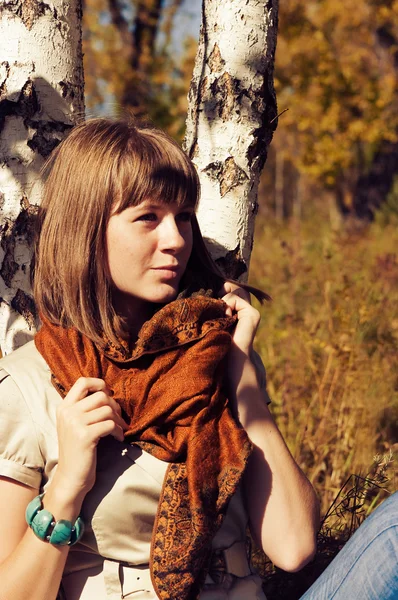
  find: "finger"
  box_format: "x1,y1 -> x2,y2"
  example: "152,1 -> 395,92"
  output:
232,288 -> 251,304
219,282 -> 251,304
222,293 -> 261,335
225,306 -> 233,317
82,405 -> 129,431
77,392 -> 129,429
64,377 -> 110,405
77,390 -> 122,416
219,281 -> 234,296
89,420 -> 125,443
222,292 -> 251,312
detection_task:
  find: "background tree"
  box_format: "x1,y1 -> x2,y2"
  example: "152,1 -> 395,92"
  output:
83,0 -> 196,140
268,0 -> 398,219
0,0 -> 84,354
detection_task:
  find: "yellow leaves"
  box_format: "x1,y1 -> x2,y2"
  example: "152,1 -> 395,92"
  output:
297,118 -> 312,132
276,0 -> 398,186
347,120 -> 366,137
377,5 -> 394,21
325,174 -> 335,186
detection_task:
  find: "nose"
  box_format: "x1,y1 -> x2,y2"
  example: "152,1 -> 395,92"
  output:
158,216 -> 187,253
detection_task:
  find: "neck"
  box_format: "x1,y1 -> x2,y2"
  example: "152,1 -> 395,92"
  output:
112,292 -> 155,341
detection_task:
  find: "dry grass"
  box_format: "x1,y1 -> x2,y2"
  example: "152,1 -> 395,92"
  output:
249,215 -> 397,596
250,215 -> 398,522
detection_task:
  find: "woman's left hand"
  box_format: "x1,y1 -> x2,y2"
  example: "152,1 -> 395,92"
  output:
220,282 -> 260,357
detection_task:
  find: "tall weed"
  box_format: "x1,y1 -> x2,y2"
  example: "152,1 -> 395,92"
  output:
250,216 -> 398,519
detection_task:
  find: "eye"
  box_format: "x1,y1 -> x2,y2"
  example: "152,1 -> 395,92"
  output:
136,212 -> 158,222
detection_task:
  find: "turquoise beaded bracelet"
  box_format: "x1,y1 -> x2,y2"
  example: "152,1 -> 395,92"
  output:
25,494 -> 84,546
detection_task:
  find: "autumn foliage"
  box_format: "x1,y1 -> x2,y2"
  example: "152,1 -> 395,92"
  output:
272,0 -> 398,217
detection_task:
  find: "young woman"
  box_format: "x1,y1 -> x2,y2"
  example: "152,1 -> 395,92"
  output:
0,118 -> 318,600
0,118 -> 394,600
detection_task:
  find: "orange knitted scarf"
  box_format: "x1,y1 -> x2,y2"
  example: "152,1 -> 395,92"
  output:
35,295 -> 252,600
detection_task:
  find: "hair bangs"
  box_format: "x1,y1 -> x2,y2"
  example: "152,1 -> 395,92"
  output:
115,127 -> 200,214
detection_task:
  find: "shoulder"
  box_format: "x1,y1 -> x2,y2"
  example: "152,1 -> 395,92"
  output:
0,342 -> 51,489
0,340 -> 51,381
0,340 -> 57,408
0,340 -> 60,447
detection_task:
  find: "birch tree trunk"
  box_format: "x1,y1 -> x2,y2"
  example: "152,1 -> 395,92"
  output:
0,0 -> 84,354
184,0 -> 278,280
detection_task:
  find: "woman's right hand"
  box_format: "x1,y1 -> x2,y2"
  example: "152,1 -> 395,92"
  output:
0,377 -> 129,600
54,377 -> 129,500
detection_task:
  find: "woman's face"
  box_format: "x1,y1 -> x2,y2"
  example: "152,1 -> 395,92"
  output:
106,200 -> 194,316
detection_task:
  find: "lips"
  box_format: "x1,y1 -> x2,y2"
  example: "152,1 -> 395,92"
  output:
153,265 -> 180,271
153,265 -> 180,280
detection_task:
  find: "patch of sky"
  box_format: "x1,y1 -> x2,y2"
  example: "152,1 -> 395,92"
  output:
157,0 -> 201,55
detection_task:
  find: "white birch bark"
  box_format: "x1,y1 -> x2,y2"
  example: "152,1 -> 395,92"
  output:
0,0 -> 84,354
184,0 -> 279,280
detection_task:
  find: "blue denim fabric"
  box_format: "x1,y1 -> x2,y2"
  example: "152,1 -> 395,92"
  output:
300,492 -> 398,599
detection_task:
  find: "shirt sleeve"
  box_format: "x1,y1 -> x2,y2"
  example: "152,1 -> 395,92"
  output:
0,373 -> 44,489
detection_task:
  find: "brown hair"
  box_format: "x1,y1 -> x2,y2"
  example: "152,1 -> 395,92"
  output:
33,117 -> 268,346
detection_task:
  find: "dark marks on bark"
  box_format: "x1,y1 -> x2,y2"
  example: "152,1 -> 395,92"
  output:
195,71 -> 241,123
0,201 -> 39,288
0,232 -> 19,288
220,157 -> 248,196
20,80 -> 39,117
199,76 -> 209,104
203,157 -> 248,197
208,43 -> 225,73
247,76 -> 278,171
16,197 -> 39,246
0,78 -> 39,132
21,0 -> 43,29
0,0 -> 54,30
59,80 -> 71,99
11,288 -> 36,329
27,119 -> 72,157
0,74 -> 71,155
203,160 -> 223,182
210,72 -> 239,121
215,246 -> 247,280
189,141 -> 199,160
0,63 -> 10,100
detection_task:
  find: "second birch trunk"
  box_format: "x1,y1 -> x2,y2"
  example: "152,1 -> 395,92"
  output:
184,0 -> 279,280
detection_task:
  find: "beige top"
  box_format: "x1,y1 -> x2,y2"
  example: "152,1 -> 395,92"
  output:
0,341 -> 266,600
